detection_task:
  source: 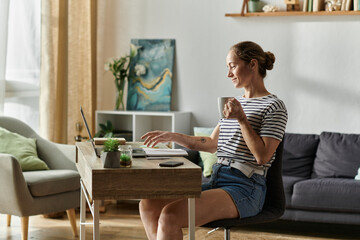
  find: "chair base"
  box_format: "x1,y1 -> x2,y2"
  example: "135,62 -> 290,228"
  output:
208,227 -> 231,240
224,228 -> 230,240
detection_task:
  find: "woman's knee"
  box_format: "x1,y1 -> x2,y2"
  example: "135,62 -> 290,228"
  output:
139,199 -> 155,214
158,204 -> 184,230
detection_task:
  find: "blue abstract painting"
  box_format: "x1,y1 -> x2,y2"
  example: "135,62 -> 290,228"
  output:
127,39 -> 175,111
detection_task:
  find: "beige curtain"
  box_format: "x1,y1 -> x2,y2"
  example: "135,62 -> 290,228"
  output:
40,0 -> 97,144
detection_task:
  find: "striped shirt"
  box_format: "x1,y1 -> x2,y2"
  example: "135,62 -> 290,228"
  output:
217,94 -> 288,168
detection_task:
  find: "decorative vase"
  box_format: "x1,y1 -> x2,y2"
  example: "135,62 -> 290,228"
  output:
100,151 -> 120,168
115,78 -> 126,110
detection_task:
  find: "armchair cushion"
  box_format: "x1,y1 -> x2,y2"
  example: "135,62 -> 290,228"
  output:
0,127 -> 49,171
23,170 -> 80,197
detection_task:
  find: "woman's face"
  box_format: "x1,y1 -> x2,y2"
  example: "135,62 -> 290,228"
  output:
226,50 -> 252,88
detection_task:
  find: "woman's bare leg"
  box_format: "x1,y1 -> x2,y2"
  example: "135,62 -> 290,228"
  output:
157,188 -> 239,240
139,198 -> 178,240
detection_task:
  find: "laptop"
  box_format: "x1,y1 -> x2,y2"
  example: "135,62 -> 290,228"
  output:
80,106 -> 102,158
80,106 -> 147,158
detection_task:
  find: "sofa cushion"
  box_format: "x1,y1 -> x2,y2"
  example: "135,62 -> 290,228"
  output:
312,132 -> 360,178
292,178 -> 360,213
282,133 -> 319,178
282,176 -> 307,208
23,170 -> 80,197
194,127 -> 217,177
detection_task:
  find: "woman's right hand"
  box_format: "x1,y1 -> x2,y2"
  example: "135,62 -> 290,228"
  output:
141,131 -> 174,148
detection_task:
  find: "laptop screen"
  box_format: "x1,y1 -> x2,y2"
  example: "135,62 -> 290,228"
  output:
80,106 -> 100,157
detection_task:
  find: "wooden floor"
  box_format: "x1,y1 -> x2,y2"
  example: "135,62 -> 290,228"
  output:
1,200 -> 360,240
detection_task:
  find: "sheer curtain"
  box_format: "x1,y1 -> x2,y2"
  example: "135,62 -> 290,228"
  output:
40,0 -> 97,144
0,1 -> 9,114
0,0 -> 41,132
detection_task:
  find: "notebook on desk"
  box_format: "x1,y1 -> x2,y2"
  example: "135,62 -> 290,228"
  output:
143,148 -> 188,157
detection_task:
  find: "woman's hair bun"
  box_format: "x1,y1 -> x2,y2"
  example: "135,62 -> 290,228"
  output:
264,51 -> 275,70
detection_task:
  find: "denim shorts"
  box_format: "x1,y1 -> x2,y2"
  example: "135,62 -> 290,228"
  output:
202,163 -> 267,219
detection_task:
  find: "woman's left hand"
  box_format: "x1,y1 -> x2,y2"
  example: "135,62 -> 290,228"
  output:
141,130 -> 174,147
223,98 -> 246,122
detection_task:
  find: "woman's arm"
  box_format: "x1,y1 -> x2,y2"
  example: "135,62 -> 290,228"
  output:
141,125 -> 220,153
224,98 -> 280,165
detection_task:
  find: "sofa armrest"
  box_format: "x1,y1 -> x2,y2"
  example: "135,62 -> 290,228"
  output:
0,154 -> 33,216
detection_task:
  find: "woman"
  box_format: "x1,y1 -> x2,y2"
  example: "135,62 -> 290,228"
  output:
139,41 -> 288,240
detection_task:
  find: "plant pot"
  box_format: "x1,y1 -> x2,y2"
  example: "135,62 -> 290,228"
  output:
120,158 -> 132,168
101,152 -> 120,168
248,0 -> 264,12
119,145 -> 132,168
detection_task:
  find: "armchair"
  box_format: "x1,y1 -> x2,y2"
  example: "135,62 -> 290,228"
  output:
0,116 -> 80,240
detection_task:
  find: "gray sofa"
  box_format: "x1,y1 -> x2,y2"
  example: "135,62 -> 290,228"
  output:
185,132 -> 360,225
281,132 -> 360,225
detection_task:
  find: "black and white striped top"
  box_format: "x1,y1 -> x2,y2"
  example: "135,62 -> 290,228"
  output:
217,94 -> 288,168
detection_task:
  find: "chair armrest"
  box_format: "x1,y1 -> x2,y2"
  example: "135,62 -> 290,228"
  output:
0,154 -> 33,216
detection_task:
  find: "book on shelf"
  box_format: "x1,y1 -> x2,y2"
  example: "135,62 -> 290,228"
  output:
313,0 -> 325,11
303,0 -> 309,11
308,0 -> 314,11
345,0 -> 352,10
354,0 -> 359,10
341,0 -> 346,10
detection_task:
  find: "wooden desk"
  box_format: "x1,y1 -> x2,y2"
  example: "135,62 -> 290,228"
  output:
75,142 -> 202,240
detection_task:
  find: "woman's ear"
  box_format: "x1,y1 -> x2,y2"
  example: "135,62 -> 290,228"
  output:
249,59 -> 258,71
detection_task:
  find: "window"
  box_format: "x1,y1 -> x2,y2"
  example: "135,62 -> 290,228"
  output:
1,0 -> 41,132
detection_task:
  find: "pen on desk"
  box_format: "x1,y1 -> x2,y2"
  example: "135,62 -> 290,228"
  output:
147,157 -> 171,160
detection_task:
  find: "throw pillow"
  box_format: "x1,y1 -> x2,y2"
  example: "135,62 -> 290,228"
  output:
312,132 -> 360,178
282,133 -> 320,178
0,127 -> 49,171
194,127 -> 217,177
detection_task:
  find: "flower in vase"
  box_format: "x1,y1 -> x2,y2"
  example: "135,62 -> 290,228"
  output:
104,43 -> 141,110
135,64 -> 146,76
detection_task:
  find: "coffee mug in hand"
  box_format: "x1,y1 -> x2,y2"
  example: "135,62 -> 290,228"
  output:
217,97 -> 232,118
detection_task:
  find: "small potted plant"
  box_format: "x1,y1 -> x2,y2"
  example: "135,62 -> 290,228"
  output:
101,139 -> 121,168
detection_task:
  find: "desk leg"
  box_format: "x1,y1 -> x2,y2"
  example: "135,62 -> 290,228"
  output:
93,200 -> 100,240
188,198 -> 195,240
80,183 -> 86,240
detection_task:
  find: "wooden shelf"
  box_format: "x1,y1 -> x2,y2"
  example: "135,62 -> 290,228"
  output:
226,10 -> 360,17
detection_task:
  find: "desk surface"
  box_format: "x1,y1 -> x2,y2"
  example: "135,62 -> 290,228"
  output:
76,142 -> 202,200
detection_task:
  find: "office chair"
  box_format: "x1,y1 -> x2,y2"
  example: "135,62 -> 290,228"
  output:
203,139 -> 285,240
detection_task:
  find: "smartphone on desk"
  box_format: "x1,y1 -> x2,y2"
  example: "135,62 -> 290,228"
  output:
159,161 -> 184,167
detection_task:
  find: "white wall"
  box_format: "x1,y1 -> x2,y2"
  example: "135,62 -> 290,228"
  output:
97,0 -> 360,135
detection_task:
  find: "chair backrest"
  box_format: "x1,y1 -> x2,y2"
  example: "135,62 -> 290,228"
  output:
0,116 -> 77,170
203,139 -> 285,228
260,139 -> 285,217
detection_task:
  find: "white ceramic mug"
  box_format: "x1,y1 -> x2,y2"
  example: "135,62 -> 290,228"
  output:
217,97 -> 232,118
